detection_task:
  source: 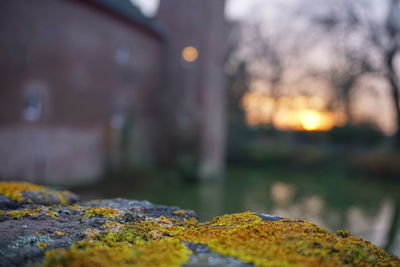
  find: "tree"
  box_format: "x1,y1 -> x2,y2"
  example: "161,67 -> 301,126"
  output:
383,0 -> 400,146
312,39 -> 375,123
314,0 -> 400,146
225,22 -> 250,124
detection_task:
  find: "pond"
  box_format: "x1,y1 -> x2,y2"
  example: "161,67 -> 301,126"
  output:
84,167 -> 400,256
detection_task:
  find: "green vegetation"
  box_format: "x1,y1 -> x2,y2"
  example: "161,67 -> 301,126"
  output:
43,212 -> 399,266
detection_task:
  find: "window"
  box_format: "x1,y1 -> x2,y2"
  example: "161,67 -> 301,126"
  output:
23,93 -> 42,121
115,45 -> 130,65
111,109 -> 125,129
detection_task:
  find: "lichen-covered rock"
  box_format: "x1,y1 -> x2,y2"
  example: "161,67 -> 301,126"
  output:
0,182 -> 399,267
0,182 -> 79,207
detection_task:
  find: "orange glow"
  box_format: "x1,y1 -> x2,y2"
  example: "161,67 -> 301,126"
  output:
300,110 -> 321,131
241,91 -> 337,131
182,46 -> 199,62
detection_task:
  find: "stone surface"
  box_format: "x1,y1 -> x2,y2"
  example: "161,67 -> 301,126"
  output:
0,182 -> 399,267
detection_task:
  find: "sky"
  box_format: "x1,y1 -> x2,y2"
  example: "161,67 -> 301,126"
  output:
129,0 -> 395,134
130,0 -> 259,19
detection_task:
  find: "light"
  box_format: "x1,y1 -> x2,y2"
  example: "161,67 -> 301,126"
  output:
241,92 -> 336,131
300,110 -> 321,131
182,46 -> 199,62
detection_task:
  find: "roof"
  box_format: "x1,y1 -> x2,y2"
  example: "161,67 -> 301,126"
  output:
84,0 -> 166,39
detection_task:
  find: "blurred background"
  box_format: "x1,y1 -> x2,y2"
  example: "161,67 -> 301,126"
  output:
1,0 -> 400,255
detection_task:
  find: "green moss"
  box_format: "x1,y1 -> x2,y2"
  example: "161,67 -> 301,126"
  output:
43,211 -> 400,267
207,211 -> 262,227
43,220 -> 190,267
175,213 -> 399,266
1,182 -> 396,266
43,239 -> 191,267
335,229 -> 351,238
43,215 -> 190,266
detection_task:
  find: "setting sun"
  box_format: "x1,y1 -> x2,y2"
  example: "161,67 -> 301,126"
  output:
300,110 -> 321,131
242,91 -> 337,131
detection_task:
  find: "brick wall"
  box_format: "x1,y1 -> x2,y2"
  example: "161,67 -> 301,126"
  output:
0,0 -> 164,184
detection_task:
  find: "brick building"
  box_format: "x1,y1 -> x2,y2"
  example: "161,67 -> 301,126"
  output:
0,0 -> 227,185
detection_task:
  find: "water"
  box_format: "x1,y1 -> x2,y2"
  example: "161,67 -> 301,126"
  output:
121,167 -> 400,256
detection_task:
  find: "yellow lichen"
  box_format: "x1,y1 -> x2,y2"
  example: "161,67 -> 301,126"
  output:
84,228 -> 101,239
68,204 -> 81,210
102,221 -> 125,233
71,205 -> 121,219
38,242 -> 49,249
55,231 -> 66,236
42,211 -> 400,267
172,210 -> 186,215
6,207 -> 42,219
94,220 -> 184,247
0,206 -> 60,220
155,216 -> 173,225
82,207 -> 122,219
43,220 -> 191,267
0,182 -> 45,202
1,183 -> 395,266
44,209 -> 59,219
43,239 -> 191,267
55,191 -> 69,206
335,229 -> 351,238
0,182 -> 72,205
174,213 -> 399,267
102,221 -> 124,228
183,217 -> 198,225
207,211 -> 262,227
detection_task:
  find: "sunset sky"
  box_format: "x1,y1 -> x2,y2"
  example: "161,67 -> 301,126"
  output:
130,0 -> 396,135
